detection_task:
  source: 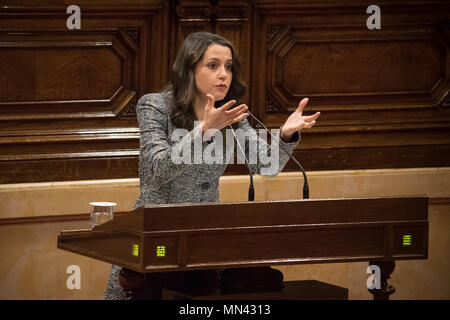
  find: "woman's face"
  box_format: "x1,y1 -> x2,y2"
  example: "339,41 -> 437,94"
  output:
194,44 -> 233,103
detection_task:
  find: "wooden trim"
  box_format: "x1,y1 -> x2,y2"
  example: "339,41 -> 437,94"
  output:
1,197 -> 449,226
0,211 -> 129,225
429,197 -> 450,205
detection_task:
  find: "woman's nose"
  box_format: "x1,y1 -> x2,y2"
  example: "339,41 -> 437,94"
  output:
218,66 -> 227,79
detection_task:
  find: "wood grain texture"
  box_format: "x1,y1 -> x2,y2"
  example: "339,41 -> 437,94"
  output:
266,25 -> 445,111
0,0 -> 449,183
57,197 -> 429,273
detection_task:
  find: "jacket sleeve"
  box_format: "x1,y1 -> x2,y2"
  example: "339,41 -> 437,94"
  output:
236,118 -> 300,177
137,93 -> 208,184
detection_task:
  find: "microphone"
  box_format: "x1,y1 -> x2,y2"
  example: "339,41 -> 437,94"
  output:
228,125 -> 255,201
245,110 -> 310,199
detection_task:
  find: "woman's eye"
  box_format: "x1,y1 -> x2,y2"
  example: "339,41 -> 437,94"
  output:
226,64 -> 233,70
208,63 -> 216,69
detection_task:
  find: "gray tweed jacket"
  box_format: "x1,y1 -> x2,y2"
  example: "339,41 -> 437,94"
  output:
104,91 -> 300,299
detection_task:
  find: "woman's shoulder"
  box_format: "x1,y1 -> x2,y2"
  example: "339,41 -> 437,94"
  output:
137,90 -> 173,114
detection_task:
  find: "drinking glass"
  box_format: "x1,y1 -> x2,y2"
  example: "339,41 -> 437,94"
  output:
89,202 -> 117,228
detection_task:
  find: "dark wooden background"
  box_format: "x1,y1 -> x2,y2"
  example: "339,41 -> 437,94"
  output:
0,0 -> 449,184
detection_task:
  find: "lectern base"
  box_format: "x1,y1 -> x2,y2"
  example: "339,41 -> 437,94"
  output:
118,267 -> 348,300
162,280 -> 348,300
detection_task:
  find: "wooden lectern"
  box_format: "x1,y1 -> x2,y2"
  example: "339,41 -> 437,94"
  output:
58,196 -> 428,300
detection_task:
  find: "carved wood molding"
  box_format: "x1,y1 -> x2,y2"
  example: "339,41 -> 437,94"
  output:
175,0 -> 249,21
265,94 -> 281,113
265,23 -> 449,113
176,1 -> 214,20
1,0 -> 449,184
0,27 -> 139,121
267,25 -> 282,43
441,94 -> 450,107
119,95 -> 138,117
215,1 -> 249,21
122,27 -> 140,44
0,156 -> 139,184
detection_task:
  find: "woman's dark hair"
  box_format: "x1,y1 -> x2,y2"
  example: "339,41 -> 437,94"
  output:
166,31 -> 247,130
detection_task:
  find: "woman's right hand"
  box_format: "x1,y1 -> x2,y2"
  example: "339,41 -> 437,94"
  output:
201,94 -> 249,134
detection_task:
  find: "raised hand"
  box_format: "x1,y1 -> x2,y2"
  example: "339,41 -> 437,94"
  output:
201,94 -> 249,134
280,98 -> 320,141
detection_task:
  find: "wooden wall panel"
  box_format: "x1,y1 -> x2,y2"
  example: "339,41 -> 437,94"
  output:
265,25 -> 447,111
0,0 -> 449,183
0,31 -> 136,119
247,0 -> 450,176
0,0 -> 168,183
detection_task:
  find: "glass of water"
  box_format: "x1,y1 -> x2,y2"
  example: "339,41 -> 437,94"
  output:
89,202 -> 117,228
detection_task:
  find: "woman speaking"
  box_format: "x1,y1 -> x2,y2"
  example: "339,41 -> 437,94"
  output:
104,31 -> 320,300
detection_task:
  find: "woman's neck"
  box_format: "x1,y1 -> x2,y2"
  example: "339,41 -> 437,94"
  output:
193,94 -> 207,121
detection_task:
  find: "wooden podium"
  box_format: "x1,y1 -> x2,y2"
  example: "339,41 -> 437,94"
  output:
58,196 -> 428,300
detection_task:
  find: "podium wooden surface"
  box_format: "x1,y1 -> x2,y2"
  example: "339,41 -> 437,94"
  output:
58,196 -> 428,299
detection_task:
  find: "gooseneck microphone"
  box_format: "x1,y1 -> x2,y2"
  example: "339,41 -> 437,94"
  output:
228,125 -> 255,201
245,110 -> 310,199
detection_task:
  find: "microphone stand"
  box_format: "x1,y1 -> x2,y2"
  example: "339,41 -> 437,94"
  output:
228,125 -> 255,201
245,110 -> 309,199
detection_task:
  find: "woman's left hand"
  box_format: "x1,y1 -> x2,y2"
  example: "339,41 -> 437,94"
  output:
280,98 -> 320,141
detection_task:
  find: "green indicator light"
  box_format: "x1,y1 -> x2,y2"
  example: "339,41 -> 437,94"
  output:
132,244 -> 139,256
403,235 -> 412,246
156,245 -> 166,257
